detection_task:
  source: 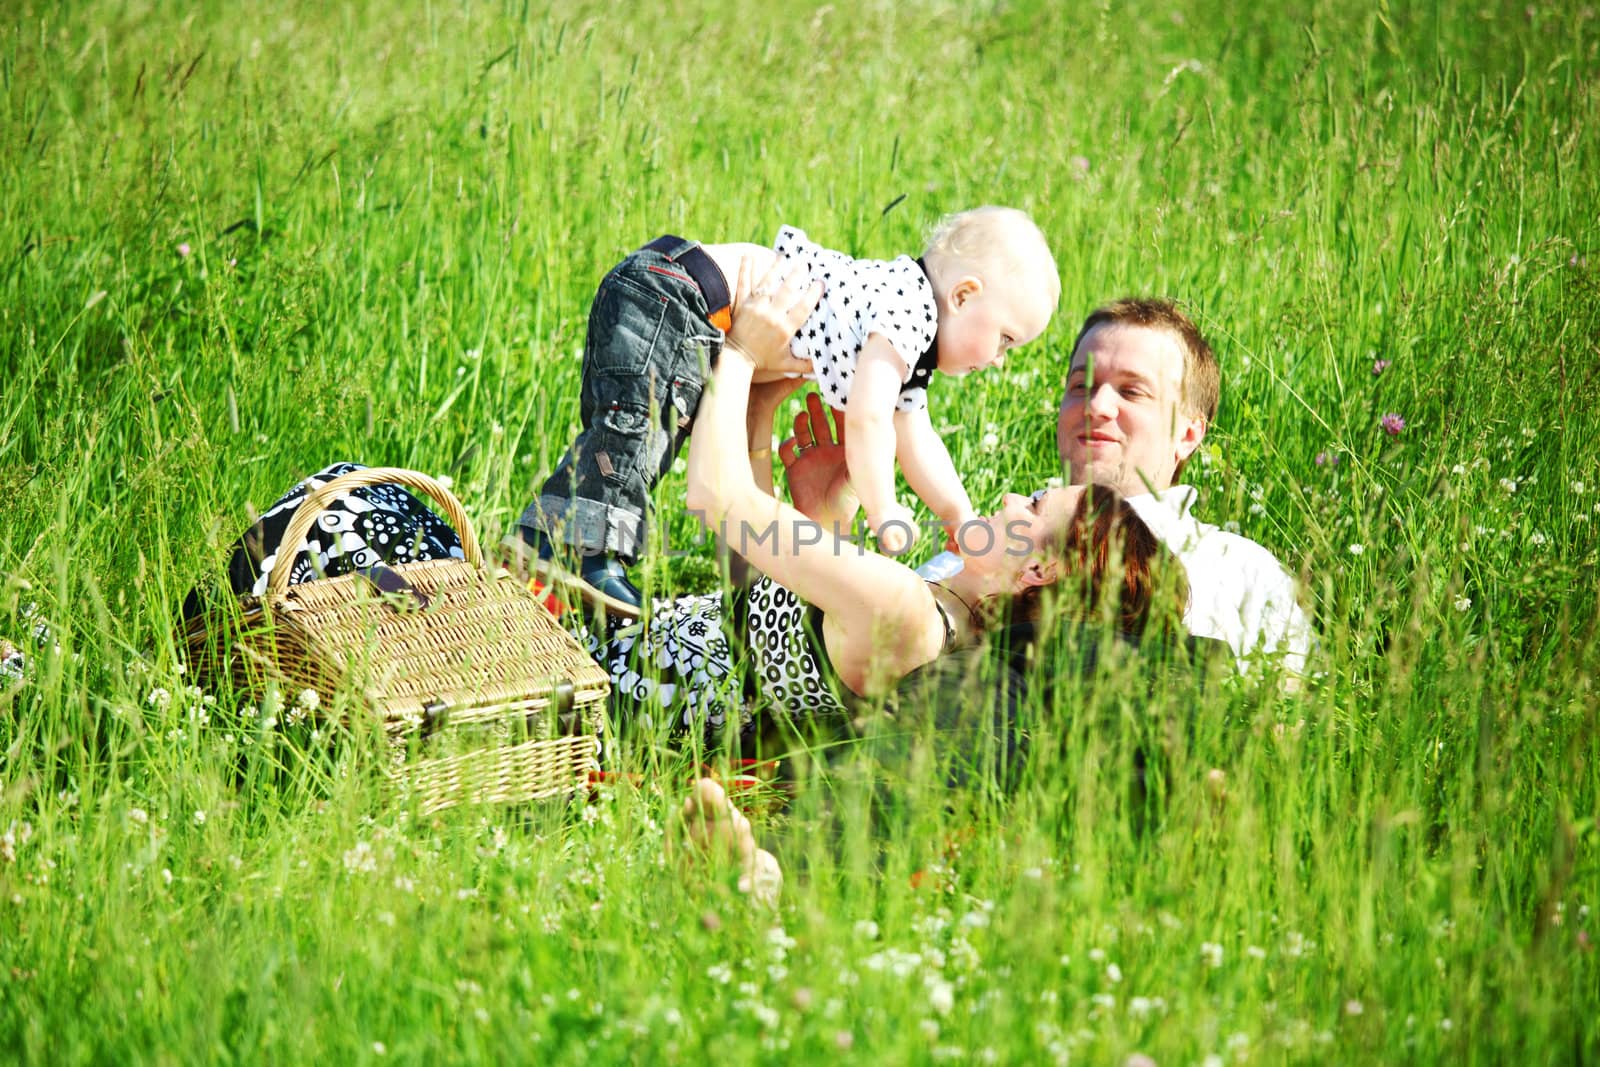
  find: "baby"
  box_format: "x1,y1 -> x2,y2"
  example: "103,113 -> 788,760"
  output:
517,207 -> 1059,615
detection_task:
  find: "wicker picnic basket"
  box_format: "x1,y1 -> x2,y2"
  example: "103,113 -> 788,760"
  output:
184,467 -> 609,813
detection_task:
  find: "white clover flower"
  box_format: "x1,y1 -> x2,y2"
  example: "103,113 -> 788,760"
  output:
161,868 -> 173,885
1499,477 -> 1519,494
980,432 -> 999,453
128,808 -> 148,827
1454,596 -> 1471,612
927,977 -> 954,1016
1128,996 -> 1154,1020
1451,463 -> 1467,475
1087,947 -> 1106,962
373,1042 -> 387,1055
147,687 -> 172,709
1347,543 -> 1365,556
344,840 -> 377,874
193,810 -> 207,826
1345,999 -> 1364,1015
707,963 -> 733,985
298,688 -> 320,711
1105,962 -> 1123,983
1223,520 -> 1241,534
1201,941 -> 1224,968
1530,531 -> 1548,546
1573,481 -> 1587,494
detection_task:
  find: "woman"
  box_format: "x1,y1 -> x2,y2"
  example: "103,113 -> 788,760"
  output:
589,257 -> 1182,744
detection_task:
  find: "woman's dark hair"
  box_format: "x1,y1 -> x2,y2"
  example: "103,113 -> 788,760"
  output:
995,484 -> 1187,639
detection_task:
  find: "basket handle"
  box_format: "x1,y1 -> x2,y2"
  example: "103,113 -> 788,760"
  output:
266,467 -> 483,599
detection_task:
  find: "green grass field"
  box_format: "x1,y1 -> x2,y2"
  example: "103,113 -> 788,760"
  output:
3,0 -> 1598,1062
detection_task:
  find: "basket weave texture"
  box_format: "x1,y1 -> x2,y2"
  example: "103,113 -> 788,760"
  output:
186,467 -> 609,813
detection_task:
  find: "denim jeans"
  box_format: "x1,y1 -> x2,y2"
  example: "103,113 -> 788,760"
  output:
519,238 -> 725,561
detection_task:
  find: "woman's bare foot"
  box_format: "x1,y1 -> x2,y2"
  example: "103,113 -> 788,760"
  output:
674,778 -> 783,908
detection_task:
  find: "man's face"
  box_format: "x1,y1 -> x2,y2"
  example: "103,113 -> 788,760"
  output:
1056,323 -> 1205,494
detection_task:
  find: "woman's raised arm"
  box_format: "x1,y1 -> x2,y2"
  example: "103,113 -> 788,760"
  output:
685,259 -> 948,695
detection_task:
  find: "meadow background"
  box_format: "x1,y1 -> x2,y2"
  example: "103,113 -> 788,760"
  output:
3,0 -> 1598,1062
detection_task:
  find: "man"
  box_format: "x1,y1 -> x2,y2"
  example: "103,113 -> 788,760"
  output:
923,297 -> 1311,676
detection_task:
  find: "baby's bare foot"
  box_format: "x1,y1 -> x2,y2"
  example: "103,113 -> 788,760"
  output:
676,778 -> 782,908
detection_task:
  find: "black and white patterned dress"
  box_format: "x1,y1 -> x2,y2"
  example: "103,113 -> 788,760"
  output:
774,227 -> 941,414
578,576 -> 856,747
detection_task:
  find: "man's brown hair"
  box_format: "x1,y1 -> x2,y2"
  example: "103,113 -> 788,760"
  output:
1071,298 -> 1221,478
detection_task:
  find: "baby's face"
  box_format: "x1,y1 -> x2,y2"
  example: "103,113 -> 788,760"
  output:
934,274 -> 1054,377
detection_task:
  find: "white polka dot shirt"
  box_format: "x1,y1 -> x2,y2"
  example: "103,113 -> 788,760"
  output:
774,226 -> 940,413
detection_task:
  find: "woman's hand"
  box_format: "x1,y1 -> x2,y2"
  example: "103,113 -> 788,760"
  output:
778,393 -> 860,529
725,256 -> 820,377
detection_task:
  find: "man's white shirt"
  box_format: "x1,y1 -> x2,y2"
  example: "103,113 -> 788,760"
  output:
1124,484 -> 1310,676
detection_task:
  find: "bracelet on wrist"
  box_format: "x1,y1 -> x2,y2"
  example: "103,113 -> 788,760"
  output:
748,447 -> 772,460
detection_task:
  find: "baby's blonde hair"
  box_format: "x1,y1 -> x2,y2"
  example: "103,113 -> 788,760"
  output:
922,206 -> 1060,308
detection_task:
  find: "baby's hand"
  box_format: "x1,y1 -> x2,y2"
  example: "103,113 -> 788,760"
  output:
871,503 -> 919,556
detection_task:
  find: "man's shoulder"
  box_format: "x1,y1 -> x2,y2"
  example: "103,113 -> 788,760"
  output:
1197,524 -> 1295,576
1132,486 -> 1297,586
1133,484 -> 1312,670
